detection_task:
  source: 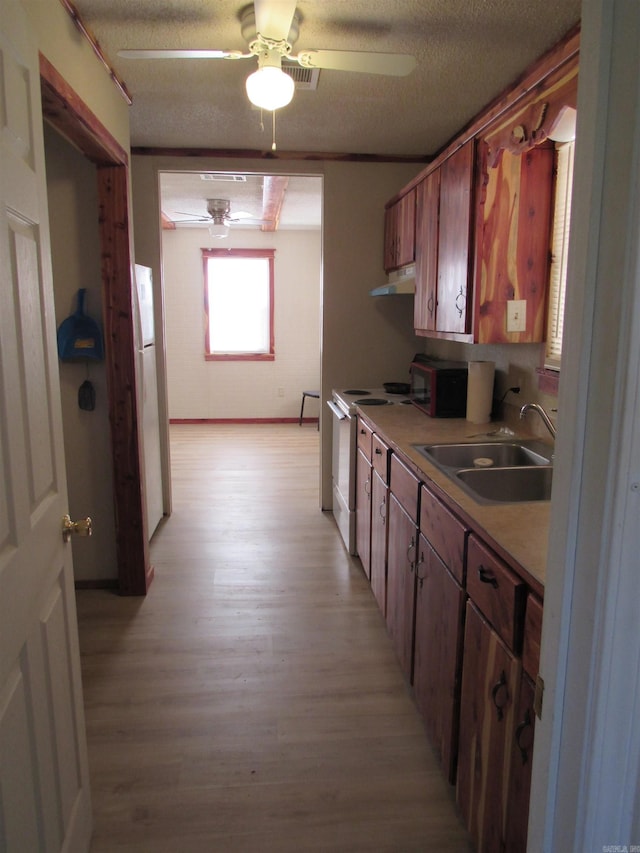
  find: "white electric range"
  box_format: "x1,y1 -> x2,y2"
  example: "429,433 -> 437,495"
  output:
327,388 -> 411,553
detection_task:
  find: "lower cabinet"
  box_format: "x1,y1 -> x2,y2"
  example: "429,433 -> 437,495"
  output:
355,448 -> 372,579
352,434 -> 540,853
413,536 -> 465,783
385,493 -> 418,680
457,601 -> 521,852
370,470 -> 388,614
457,534 -> 531,853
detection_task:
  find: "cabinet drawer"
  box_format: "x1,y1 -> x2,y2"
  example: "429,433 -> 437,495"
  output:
357,417 -> 373,460
522,593 -> 543,680
466,535 -> 526,653
390,454 -> 420,522
372,434 -> 390,483
420,486 -> 467,585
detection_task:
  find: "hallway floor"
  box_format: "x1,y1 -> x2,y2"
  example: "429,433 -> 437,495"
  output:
77,424 -> 472,852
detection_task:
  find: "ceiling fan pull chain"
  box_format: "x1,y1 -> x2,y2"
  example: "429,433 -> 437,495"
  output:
272,110 -> 277,151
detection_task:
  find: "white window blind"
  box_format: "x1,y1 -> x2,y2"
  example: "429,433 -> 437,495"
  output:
545,140 -> 575,368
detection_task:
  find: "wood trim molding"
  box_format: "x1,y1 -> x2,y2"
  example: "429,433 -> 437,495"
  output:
40,56 -> 151,596
131,146 -> 431,164
40,53 -> 128,166
57,0 -> 132,105
388,23 -> 580,203
97,165 -> 150,595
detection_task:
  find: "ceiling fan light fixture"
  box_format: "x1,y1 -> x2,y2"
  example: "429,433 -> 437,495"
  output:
208,222 -> 229,239
246,58 -> 295,111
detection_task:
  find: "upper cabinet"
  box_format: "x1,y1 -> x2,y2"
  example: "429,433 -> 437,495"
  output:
436,142 -> 475,335
384,188 -> 416,272
414,141 -> 474,337
391,27 -> 580,344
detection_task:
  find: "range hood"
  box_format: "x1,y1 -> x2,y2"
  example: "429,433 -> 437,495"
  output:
370,263 -> 416,296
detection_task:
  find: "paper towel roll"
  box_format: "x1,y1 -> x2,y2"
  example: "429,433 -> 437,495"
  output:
466,361 -> 495,424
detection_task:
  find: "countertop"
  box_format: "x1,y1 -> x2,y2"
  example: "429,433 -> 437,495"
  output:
357,403 -> 551,598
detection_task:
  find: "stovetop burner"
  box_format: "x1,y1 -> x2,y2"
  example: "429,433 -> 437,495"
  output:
355,398 -> 391,406
343,389 -> 370,395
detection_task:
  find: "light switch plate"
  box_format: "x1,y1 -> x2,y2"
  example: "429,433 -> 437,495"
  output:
507,299 -> 527,332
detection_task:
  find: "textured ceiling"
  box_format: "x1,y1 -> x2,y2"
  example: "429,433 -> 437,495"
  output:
70,0 -> 581,227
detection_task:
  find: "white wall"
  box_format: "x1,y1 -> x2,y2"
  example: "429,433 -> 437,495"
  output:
44,125 -> 118,583
162,226 -> 322,420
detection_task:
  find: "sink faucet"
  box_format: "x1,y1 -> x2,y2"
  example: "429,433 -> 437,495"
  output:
519,403 -> 557,439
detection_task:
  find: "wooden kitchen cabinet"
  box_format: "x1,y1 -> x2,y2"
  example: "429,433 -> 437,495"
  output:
370,470 -> 388,614
385,455 -> 420,681
384,188 -> 416,272
413,483 -> 468,782
473,143 -> 554,343
505,672 -> 536,852
355,448 -> 372,580
413,537 -> 465,783
457,601 -> 521,852
435,140 -> 475,335
414,170 -> 440,332
370,433 -> 390,614
355,418 -> 374,579
457,533 -> 530,853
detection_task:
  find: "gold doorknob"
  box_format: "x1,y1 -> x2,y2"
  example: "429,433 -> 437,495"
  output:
62,514 -> 93,543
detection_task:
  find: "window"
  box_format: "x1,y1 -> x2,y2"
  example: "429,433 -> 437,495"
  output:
203,248 -> 275,361
545,139 -> 575,369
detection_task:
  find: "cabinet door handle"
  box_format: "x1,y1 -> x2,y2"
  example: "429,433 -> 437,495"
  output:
515,708 -> 534,765
375,447 -> 382,455
427,294 -> 434,317
455,285 -> 466,318
478,565 -> 498,588
406,536 -> 416,570
364,477 -> 370,498
491,670 -> 509,721
415,549 -> 426,587
379,496 -> 386,522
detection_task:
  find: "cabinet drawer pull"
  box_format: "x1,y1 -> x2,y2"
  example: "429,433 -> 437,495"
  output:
379,497 -> 386,522
515,708 -> 534,764
491,670 -> 509,721
406,536 -> 416,570
478,565 -> 498,588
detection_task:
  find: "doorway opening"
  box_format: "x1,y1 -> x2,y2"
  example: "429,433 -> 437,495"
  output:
157,169 -> 323,480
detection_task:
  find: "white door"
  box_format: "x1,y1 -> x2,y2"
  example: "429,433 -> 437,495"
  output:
0,1 -> 92,850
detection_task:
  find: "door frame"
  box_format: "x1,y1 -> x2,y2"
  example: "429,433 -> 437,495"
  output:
40,55 -> 151,595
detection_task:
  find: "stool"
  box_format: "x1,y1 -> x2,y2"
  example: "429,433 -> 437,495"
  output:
299,390 -> 320,427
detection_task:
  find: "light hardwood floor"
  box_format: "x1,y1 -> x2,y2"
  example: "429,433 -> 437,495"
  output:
77,423 -> 473,852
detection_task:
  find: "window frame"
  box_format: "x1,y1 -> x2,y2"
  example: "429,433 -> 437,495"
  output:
203,247 -> 275,362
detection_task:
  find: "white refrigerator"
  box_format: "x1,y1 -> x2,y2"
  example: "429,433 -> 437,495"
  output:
134,264 -> 164,538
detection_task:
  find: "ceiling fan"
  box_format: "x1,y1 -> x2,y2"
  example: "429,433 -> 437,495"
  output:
174,198 -> 267,237
118,0 -> 416,112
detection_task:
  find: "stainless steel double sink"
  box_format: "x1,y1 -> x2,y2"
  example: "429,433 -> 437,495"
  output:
412,439 -> 554,504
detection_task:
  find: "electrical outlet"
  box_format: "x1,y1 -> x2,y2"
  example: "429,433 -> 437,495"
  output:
507,299 -> 527,333
277,387 -> 285,397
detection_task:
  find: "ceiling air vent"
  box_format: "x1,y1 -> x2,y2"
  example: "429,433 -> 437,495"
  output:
199,174 -> 247,182
283,65 -> 320,90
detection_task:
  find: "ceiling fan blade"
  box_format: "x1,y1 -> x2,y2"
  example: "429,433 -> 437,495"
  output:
254,0 -> 297,41
295,49 -> 416,76
117,49 -> 248,60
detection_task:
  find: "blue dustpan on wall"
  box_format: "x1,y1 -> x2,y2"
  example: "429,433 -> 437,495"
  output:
57,288 -> 104,361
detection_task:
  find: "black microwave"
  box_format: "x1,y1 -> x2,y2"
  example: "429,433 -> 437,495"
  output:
409,356 -> 468,417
